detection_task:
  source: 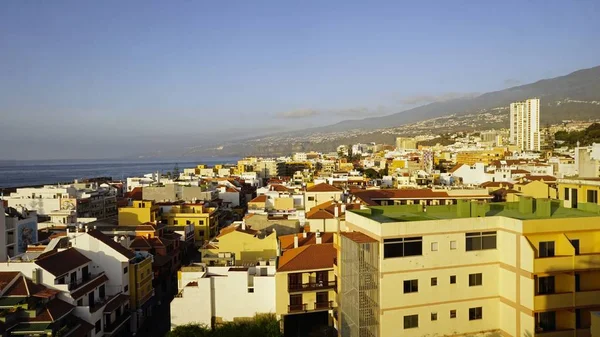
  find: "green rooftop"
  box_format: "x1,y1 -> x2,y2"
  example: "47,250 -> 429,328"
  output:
350,199 -> 600,223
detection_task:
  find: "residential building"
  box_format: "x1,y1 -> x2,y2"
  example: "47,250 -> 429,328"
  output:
449,163 -> 488,185
338,198 -> 600,337
350,188 -> 492,206
1,206 -> 37,261
200,222 -> 277,266
118,200 -> 158,226
510,98 -> 541,151
396,137 -> 417,151
304,183 -> 343,212
576,144 -> 600,178
161,203 -> 218,243
557,177 -> 600,210
0,271 -> 93,336
171,264 -> 276,328
276,242 -> 337,337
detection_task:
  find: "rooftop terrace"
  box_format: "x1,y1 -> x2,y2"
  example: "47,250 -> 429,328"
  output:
350,200 -> 600,223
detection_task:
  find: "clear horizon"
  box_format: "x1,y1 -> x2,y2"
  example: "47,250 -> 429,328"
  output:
1,0 -> 599,160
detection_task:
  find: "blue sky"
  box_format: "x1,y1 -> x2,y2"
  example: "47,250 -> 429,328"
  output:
1,0 -> 599,159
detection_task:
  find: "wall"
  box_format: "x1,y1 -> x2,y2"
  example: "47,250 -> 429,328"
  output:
216,231 -> 277,265
304,192 -> 342,212
143,185 -> 177,202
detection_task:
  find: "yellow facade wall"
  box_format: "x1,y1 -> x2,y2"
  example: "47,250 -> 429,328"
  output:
118,200 -> 157,226
129,257 -> 154,309
274,198 -> 294,210
212,231 -> 277,265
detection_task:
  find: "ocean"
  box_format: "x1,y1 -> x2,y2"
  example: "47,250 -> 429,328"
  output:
0,158 -> 240,189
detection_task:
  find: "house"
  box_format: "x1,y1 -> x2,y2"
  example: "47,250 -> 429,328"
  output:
303,184 -> 343,212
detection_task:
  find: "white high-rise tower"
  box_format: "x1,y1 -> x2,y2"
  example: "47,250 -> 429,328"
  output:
510,98 -> 540,151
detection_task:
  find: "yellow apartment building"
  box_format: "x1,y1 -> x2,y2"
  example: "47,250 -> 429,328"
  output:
456,148 -> 506,165
304,183 -> 343,211
558,178 -> 600,212
161,203 -> 217,243
338,197 -> 600,337
129,251 -> 154,317
388,159 -> 407,173
201,223 -> 277,266
513,180 -> 557,199
118,200 -> 158,226
276,242 -> 337,336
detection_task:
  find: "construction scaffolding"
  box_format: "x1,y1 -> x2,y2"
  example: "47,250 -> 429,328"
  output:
340,235 -> 379,337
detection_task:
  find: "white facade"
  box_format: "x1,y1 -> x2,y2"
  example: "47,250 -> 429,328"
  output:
1,206 -> 38,261
171,265 -> 276,329
293,152 -> 307,162
509,98 -> 540,151
451,163 -> 488,185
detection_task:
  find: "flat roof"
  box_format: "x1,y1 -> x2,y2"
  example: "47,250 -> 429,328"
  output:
349,201 -> 599,223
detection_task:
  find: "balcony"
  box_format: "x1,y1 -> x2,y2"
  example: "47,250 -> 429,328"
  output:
314,301 -> 334,311
104,312 -> 131,335
534,292 -> 573,311
288,304 -> 307,313
576,290 -> 600,307
574,254 -> 600,270
534,256 -> 573,274
288,281 -> 336,292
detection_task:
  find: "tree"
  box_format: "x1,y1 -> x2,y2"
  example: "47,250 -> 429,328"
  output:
363,168 -> 381,179
168,314 -> 282,337
173,163 -> 181,178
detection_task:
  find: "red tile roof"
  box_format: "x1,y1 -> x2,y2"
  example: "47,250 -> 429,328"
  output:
103,294 -> 129,313
125,187 -> 143,200
71,274 -> 109,299
448,164 -> 466,173
306,183 -> 342,192
480,181 -> 514,188
306,209 -> 335,220
248,195 -> 267,203
35,248 -> 91,277
269,184 -> 291,192
522,175 -> 557,182
216,224 -> 258,238
29,298 -> 75,322
277,243 -> 336,272
0,271 -> 19,292
279,232 -> 335,250
88,230 -> 135,259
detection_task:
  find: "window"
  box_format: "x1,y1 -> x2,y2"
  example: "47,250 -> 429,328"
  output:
186,220 -> 192,225
450,310 -> 456,318
123,267 -> 128,274
450,275 -> 456,284
450,240 -> 457,250
469,273 -> 482,286
564,188 -> 570,201
539,241 -> 555,257
575,273 -> 581,292
383,237 -> 423,258
248,288 -> 254,293
431,312 -> 437,321
199,220 -> 204,225
431,277 -> 437,286
469,307 -> 483,320
431,242 -> 438,251
77,299 -> 83,306
403,314 -> 418,329
174,220 -> 178,225
571,239 -> 580,255
124,285 -> 129,292
95,320 -> 102,333
538,276 -> 555,294
308,196 -> 315,201
588,190 -> 598,204
466,232 -> 497,251
537,311 -> 556,331
404,279 -> 418,293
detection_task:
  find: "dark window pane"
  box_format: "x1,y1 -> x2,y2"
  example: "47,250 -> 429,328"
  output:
482,236 -> 496,249
404,241 -> 422,256
384,242 -> 404,258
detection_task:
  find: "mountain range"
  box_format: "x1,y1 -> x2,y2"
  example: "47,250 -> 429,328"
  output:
173,65 -> 600,158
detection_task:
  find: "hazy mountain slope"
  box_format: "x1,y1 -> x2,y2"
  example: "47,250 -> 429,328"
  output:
306,65 -> 600,133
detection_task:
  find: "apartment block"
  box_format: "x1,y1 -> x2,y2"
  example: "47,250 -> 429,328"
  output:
558,177 -> 600,211
304,183 -> 343,212
160,202 -> 217,243
171,264 -> 276,328
1,206 -> 38,261
118,200 -> 158,226
510,98 -> 541,151
339,198 -> 600,337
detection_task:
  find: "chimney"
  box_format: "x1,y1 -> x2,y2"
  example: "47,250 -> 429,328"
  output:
293,236 -> 299,248
85,226 -> 89,233
302,232 -> 307,238
334,206 -> 339,218
241,221 -> 246,230
93,225 -> 97,230
341,204 -> 346,213
316,230 -> 322,244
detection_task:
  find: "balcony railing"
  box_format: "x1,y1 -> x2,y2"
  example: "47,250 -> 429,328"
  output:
288,304 -> 307,313
57,272 -> 104,291
314,301 -> 334,310
288,281 -> 336,292
104,312 -> 131,335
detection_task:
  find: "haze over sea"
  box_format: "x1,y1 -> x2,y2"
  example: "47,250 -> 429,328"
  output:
0,158 -> 239,189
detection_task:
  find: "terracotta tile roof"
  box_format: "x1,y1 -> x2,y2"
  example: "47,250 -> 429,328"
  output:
279,232 -> 335,250
4,274 -> 55,298
277,243 -> 336,272
125,187 -> 143,200
71,274 -> 109,299
306,209 -> 335,220
88,230 -> 135,259
480,181 -> 514,188
522,175 -> 557,182
67,317 -> 94,337
269,184 -> 291,192
341,232 -> 378,243
248,195 -> 267,203
448,164 -> 465,173
216,224 -> 258,238
511,169 -> 530,174
225,187 -> 239,193
103,294 -> 129,313
129,236 -> 152,249
29,298 -> 74,322
306,183 -> 342,192
0,271 -> 19,292
35,248 -> 91,277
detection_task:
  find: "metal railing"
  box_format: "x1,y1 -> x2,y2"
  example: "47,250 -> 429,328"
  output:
288,304 -> 307,313
288,281 -> 336,292
314,300 -> 334,310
